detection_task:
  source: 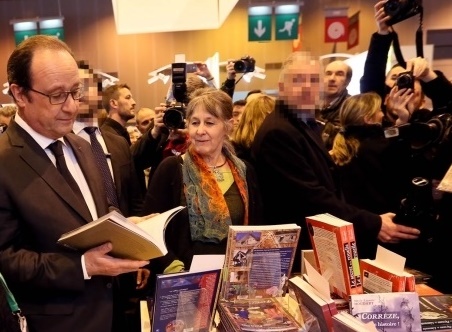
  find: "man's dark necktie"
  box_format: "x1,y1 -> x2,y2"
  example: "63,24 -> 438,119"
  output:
83,127 -> 120,208
48,140 -> 86,203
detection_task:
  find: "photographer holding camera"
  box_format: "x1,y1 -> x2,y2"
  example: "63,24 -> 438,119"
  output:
360,1 -> 452,126
359,0 -> 452,293
131,63 -> 218,186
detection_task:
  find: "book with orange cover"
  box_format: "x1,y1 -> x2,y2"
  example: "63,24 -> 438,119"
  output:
306,213 -> 363,299
360,260 -> 406,293
359,246 -> 416,294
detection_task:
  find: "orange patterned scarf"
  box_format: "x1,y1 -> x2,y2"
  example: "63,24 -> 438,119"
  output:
182,146 -> 249,242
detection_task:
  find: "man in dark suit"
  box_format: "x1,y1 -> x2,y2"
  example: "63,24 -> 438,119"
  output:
251,51 -> 420,272
0,35 -> 148,332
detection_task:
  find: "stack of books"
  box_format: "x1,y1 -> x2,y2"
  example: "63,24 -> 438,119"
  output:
217,223 -> 305,331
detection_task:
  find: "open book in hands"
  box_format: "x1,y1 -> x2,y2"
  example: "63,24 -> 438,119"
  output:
57,206 -> 185,260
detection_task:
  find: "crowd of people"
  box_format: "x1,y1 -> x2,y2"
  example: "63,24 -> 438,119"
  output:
1,1 -> 452,331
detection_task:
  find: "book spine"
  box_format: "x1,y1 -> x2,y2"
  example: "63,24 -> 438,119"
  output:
347,224 -> 363,294
405,273 -> 416,292
339,224 -> 356,298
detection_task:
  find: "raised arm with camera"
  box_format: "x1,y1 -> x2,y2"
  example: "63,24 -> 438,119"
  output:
220,60 -> 237,98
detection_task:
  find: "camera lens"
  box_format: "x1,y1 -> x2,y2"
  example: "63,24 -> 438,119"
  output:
384,0 -> 400,16
234,60 -> 246,73
163,107 -> 185,129
396,73 -> 413,90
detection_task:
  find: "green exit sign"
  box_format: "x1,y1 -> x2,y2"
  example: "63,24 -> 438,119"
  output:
248,6 -> 272,42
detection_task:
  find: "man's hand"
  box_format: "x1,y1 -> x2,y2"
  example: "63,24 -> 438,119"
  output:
150,104 -> 166,139
136,268 -> 151,289
195,63 -> 213,80
387,85 -> 415,125
374,0 -> 391,35
378,212 -> 420,243
84,242 -> 149,277
225,61 -> 236,80
406,57 -> 438,83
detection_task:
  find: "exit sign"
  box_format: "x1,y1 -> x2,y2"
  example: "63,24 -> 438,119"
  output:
248,6 -> 272,42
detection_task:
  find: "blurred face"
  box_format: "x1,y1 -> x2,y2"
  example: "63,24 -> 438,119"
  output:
324,61 -> 350,99
11,49 -> 80,140
232,104 -> 245,130
136,108 -> 155,134
115,87 -> 136,121
187,106 -> 230,160
77,68 -> 102,120
278,58 -> 321,117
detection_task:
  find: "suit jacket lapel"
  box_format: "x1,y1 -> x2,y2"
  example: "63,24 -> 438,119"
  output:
65,134 -> 109,218
9,123 -> 93,222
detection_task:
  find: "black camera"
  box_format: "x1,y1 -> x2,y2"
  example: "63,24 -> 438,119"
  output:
385,113 -> 452,150
233,56 -> 256,73
384,0 -> 423,26
163,63 -> 188,130
395,177 -> 438,243
396,71 -> 414,90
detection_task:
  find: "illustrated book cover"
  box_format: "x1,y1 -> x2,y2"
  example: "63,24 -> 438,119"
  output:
217,297 -> 303,332
151,268 -> 222,332
348,292 -> 422,332
58,206 -> 185,260
306,213 -> 363,299
419,294 -> 452,331
221,224 -> 301,301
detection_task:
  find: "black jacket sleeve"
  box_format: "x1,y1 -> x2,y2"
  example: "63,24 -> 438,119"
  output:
220,78 -> 236,98
360,32 -> 394,101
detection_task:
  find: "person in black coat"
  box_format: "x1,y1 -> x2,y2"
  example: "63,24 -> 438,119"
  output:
330,92 -> 412,214
251,52 -> 420,271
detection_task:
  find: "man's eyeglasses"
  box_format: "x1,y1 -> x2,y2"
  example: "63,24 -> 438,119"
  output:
29,86 -> 84,105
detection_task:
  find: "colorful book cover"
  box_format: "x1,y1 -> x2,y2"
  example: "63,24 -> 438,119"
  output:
221,224 -> 301,301
306,213 -> 363,299
419,295 -> 452,331
151,268 -> 222,332
349,292 -> 422,332
217,298 -> 302,332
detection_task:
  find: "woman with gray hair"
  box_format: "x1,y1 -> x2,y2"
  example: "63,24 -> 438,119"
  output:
142,87 -> 262,274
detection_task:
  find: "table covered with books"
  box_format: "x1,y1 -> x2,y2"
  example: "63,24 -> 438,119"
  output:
139,215 -> 449,332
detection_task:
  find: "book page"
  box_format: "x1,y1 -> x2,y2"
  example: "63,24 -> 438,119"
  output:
136,206 -> 185,251
190,255 -> 225,272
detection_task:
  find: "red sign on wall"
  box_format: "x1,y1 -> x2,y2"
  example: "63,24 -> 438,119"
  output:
324,16 -> 348,43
